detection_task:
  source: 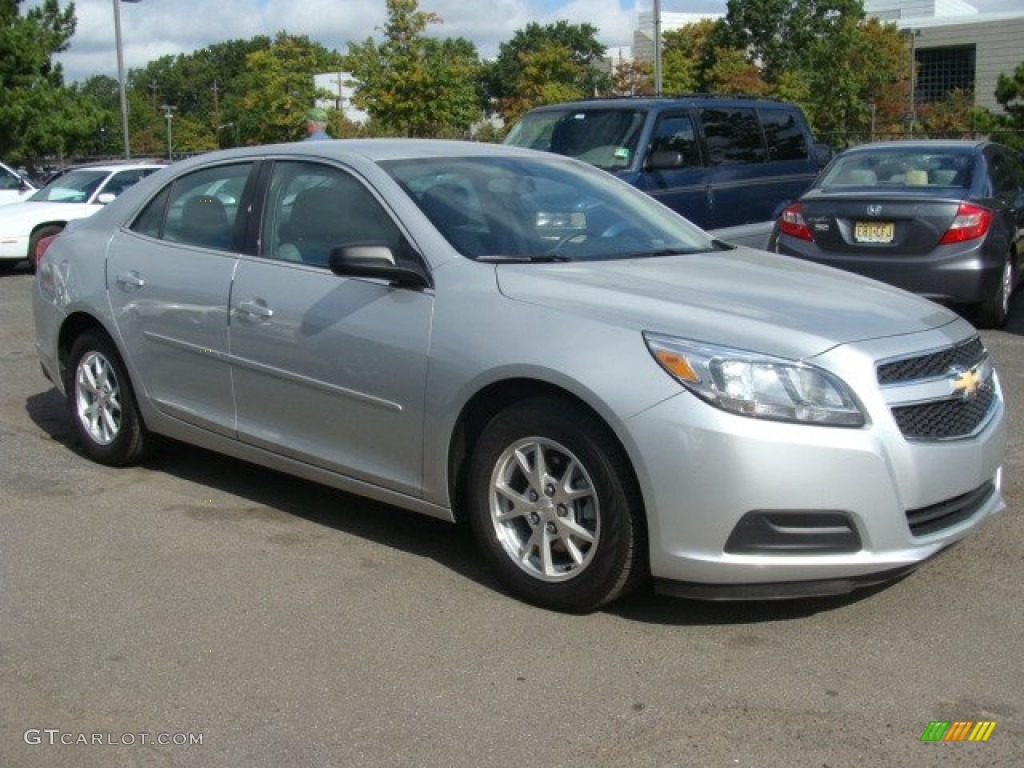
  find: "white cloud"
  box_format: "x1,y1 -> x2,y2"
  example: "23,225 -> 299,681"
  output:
25,0 -> 1022,84
28,0 -> 641,83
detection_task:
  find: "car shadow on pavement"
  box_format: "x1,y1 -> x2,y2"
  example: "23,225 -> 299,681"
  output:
24,386 -> 910,625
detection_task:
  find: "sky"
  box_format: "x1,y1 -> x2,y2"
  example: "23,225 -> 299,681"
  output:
23,0 -> 1024,85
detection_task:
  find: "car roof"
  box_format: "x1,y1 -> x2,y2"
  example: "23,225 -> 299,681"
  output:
522,95 -> 798,111
839,140 -> 988,155
161,138 -> 555,172
55,160 -> 166,171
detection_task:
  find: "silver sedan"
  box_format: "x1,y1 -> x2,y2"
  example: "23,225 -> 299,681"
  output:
33,139 -> 1006,612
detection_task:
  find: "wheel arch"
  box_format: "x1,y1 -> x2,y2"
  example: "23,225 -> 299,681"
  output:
447,378 -> 647,535
57,312 -> 116,389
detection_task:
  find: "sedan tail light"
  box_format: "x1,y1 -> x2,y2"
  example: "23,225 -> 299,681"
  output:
938,203 -> 993,245
33,234 -> 60,267
778,203 -> 813,242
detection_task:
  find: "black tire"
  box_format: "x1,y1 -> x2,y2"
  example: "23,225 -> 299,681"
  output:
467,397 -> 646,613
66,330 -> 150,466
28,224 -> 63,273
976,256 -> 1013,329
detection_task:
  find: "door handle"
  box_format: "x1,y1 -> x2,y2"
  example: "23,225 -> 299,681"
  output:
115,271 -> 145,289
237,300 -> 274,319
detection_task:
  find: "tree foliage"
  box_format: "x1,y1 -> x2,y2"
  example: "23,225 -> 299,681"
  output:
0,0 -> 76,162
482,20 -> 608,120
235,33 -> 343,144
345,0 -> 480,138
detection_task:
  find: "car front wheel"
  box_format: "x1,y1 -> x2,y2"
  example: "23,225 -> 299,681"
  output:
66,330 -> 150,466
467,398 -> 646,613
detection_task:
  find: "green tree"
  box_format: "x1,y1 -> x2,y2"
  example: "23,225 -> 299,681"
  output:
661,20 -> 719,95
496,42 -> 589,124
992,62 -> 1024,149
0,0 -> 76,163
235,32 -> 343,144
130,36 -> 272,150
345,0 -> 481,137
482,20 -> 608,114
723,0 -> 866,83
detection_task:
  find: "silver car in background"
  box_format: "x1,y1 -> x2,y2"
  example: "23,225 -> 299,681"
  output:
32,140 -> 1006,612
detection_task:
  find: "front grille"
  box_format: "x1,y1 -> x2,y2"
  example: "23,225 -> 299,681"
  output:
877,336 -> 996,440
877,337 -> 984,385
906,481 -> 994,537
891,381 -> 996,439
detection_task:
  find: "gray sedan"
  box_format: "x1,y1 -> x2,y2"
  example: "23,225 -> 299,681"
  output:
32,139 -> 1006,612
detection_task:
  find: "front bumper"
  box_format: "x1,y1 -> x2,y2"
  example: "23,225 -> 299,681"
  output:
626,331 -> 1006,597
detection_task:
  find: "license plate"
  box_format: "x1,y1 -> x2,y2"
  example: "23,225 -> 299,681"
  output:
854,221 -> 894,243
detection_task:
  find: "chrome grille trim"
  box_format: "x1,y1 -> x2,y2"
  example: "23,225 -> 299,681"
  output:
876,336 -> 997,441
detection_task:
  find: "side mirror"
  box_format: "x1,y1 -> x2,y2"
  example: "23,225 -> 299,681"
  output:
96,192 -> 117,205
328,244 -> 431,290
646,150 -> 686,171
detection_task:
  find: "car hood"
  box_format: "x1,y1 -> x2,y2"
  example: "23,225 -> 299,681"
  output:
0,200 -> 95,231
494,247 -> 957,359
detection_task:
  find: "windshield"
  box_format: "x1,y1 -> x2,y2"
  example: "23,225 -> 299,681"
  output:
504,109 -> 646,171
821,149 -> 975,189
382,154 -> 716,263
29,169 -> 109,203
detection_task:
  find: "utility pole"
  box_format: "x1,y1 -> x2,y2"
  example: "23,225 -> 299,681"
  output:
161,104 -> 176,160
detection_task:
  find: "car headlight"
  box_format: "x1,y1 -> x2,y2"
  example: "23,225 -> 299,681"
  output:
644,333 -> 865,427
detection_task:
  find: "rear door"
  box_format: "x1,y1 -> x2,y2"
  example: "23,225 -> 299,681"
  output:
111,161 -> 257,436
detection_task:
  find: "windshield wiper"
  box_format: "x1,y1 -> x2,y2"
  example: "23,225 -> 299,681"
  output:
476,254 -> 574,263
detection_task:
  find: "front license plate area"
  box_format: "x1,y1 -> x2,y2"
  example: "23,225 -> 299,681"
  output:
854,221 -> 894,243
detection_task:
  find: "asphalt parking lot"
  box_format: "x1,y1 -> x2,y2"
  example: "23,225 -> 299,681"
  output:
1,265 -> 1022,767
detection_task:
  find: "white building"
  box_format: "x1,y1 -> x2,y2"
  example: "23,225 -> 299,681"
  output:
313,72 -> 369,125
863,1 -> 1023,113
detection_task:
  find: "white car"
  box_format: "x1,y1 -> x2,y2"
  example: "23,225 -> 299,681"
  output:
0,160 -> 36,207
0,161 -> 164,270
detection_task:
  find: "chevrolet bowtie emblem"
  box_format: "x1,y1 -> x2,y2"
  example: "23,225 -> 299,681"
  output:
950,365 -> 982,400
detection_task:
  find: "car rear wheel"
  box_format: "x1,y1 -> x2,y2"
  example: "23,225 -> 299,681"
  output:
467,397 -> 646,613
66,330 -> 150,466
976,256 -> 1013,329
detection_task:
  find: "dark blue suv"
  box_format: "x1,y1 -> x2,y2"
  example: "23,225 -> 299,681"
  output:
504,96 -> 830,234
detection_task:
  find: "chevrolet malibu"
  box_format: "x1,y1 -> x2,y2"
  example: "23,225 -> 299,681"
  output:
32,140 -> 1006,612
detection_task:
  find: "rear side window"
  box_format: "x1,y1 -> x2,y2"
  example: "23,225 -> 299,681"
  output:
759,108 -> 808,161
699,108 -> 765,165
132,163 -> 253,251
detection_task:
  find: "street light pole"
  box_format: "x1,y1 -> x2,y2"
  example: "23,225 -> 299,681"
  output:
161,104 -> 176,161
114,0 -> 142,159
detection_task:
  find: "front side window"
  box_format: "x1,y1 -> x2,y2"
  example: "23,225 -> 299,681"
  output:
261,161 -> 405,267
650,114 -> 701,167
131,163 -> 253,251
699,108 -> 766,166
